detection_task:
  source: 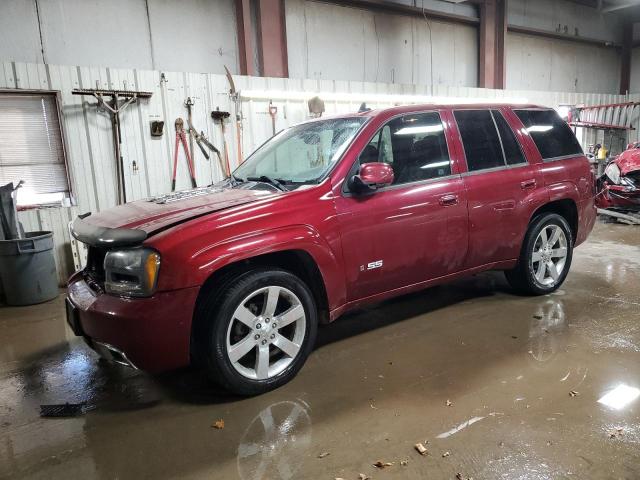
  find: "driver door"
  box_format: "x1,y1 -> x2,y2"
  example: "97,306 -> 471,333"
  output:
334,110 -> 468,302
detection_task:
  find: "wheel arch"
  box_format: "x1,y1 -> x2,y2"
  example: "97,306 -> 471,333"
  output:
529,198 -> 578,245
190,246 -> 334,365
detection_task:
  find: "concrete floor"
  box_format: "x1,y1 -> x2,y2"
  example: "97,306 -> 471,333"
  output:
1,220 -> 640,480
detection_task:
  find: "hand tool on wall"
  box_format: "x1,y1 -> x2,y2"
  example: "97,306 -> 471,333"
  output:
186,119 -> 227,177
172,118 -> 197,192
185,97 -> 196,162
269,101 -> 278,136
211,108 -> 232,176
224,65 -> 244,164
72,87 -> 152,205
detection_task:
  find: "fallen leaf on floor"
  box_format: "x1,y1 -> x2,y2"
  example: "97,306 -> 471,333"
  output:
498,441 -> 504,447
373,461 -> 394,468
212,419 -> 224,429
442,451 -> 450,458
415,442 -> 428,455
318,452 -> 330,458
609,428 -> 624,438
511,335 -> 518,339
569,390 -> 579,397
456,474 -> 473,480
446,399 -> 453,407
358,474 -> 370,480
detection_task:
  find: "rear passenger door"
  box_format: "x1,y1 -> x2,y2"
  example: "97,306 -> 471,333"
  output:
452,109 -> 546,268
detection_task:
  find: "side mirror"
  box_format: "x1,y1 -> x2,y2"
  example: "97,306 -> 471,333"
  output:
348,162 -> 394,193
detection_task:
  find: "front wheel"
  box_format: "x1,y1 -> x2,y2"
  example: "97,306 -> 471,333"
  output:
197,268 -> 318,395
505,213 -> 573,295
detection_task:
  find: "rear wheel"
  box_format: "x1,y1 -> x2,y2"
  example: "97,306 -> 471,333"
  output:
505,213 -> 573,295
197,268 -> 317,395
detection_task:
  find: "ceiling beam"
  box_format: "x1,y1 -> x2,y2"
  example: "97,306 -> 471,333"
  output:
602,1 -> 640,13
318,0 -> 480,26
507,24 -> 621,48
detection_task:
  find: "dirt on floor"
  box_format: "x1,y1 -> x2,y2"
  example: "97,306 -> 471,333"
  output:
1,219 -> 640,480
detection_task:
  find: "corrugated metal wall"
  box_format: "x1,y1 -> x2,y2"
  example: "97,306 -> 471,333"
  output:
0,60 -> 636,286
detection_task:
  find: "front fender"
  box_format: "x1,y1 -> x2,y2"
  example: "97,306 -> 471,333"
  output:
159,224 -> 347,312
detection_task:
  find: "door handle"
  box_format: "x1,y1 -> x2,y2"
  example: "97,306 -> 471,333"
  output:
439,194 -> 459,206
520,179 -> 537,190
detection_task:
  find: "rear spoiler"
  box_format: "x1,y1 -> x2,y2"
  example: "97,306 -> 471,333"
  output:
70,213 -> 147,248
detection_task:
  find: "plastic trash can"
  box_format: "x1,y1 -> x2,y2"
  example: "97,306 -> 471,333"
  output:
0,231 -> 58,306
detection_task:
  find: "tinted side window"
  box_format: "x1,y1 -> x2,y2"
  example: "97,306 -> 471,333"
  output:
454,110 -> 504,171
357,112 -> 450,185
514,109 -> 582,160
492,110 -> 526,165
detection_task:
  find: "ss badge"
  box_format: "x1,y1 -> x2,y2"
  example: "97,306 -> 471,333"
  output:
364,260 -> 383,271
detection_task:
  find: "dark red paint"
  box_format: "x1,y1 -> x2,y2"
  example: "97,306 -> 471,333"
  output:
67,104 -> 596,372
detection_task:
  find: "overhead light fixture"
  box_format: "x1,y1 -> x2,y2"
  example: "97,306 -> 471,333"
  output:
420,160 -> 450,169
527,125 -> 554,133
239,90 -> 529,105
556,105 -> 572,120
395,125 -> 443,135
598,384 -> 640,410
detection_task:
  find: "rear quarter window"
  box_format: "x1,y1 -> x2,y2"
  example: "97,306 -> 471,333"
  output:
514,109 -> 583,160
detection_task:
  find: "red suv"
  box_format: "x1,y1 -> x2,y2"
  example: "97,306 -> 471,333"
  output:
67,103 -> 596,395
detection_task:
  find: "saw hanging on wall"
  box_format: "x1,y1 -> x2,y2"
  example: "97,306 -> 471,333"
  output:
224,65 -> 244,165
72,86 -> 152,205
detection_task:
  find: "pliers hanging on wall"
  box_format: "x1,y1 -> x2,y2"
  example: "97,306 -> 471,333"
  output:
186,119 -> 227,175
171,118 -> 197,191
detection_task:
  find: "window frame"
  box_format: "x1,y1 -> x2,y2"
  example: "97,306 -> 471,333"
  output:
490,109 -> 528,167
512,107 -> 584,163
0,88 -> 73,209
342,109 -> 457,195
453,108 -> 530,176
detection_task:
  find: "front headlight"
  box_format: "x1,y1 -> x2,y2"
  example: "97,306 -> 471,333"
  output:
104,248 -> 161,297
604,163 -> 621,184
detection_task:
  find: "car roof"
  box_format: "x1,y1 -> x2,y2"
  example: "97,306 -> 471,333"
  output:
357,102 -> 547,117
302,103 -> 549,123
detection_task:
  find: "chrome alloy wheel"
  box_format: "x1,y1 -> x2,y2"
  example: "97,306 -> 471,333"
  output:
531,224 -> 568,286
225,286 -> 306,380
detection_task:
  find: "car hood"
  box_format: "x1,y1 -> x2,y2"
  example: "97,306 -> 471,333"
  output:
81,186 -> 277,235
614,148 -> 640,175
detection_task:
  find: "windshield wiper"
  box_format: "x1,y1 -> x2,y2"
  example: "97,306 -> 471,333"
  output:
229,174 -> 243,186
246,175 -> 287,191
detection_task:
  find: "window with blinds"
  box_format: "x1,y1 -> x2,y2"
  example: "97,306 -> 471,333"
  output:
0,91 -> 70,207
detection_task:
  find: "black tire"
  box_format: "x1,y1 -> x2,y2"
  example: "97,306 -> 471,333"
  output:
505,213 -> 573,295
196,268 -> 318,395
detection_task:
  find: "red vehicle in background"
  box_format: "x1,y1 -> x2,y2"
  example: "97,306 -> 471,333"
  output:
67,103 -> 595,395
596,142 -> 640,211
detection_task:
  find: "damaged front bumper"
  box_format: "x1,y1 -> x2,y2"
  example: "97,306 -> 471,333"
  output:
66,273 -> 200,372
595,163 -> 640,211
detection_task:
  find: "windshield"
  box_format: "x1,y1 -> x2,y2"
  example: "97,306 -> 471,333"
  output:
234,117 -> 367,185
